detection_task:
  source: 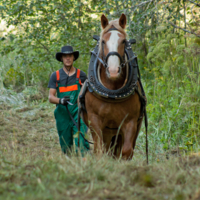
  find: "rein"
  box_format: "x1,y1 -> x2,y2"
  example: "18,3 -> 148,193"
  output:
65,104 -> 94,147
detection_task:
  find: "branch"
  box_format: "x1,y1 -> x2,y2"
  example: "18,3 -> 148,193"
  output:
136,0 -> 154,7
168,21 -> 200,38
36,39 -> 51,53
127,0 -> 154,10
188,0 -> 200,7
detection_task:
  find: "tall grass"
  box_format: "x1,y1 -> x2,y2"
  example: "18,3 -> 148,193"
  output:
138,31 -> 200,155
1,99 -> 200,200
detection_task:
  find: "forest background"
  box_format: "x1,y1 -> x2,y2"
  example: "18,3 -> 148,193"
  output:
1,0 -> 199,153
0,0 -> 200,199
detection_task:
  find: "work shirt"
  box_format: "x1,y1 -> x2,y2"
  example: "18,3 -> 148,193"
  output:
48,68 -> 87,89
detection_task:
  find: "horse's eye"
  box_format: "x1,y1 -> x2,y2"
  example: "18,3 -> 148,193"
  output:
102,40 -> 105,44
122,40 -> 126,44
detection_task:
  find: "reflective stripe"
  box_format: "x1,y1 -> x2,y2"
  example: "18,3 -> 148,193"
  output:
59,85 -> 78,93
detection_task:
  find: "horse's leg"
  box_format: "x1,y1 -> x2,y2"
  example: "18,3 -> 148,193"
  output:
112,134 -> 123,158
102,129 -> 115,154
121,120 -> 137,160
102,127 -> 121,156
88,114 -> 104,155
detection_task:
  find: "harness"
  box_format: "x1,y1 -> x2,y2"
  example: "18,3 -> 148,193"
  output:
79,32 -> 148,163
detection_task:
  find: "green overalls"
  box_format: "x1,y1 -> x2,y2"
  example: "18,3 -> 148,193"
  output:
54,68 -> 90,154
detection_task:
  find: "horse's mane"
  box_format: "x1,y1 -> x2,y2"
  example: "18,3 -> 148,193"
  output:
99,19 -> 127,53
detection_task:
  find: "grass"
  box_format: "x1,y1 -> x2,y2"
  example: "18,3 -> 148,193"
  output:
0,90 -> 200,200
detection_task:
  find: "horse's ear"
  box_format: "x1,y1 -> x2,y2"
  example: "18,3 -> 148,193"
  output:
119,13 -> 126,29
101,14 -> 109,29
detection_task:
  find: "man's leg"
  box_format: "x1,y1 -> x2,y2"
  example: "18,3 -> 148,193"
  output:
58,125 -> 73,154
72,120 -> 90,155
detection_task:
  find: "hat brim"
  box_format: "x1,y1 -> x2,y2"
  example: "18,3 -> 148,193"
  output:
56,51 -> 79,62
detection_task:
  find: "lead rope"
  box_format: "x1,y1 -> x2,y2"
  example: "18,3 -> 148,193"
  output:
137,68 -> 148,165
144,107 -> 148,165
65,105 -> 92,148
78,105 -> 81,147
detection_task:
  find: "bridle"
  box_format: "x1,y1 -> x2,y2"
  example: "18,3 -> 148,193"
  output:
91,28 -> 137,70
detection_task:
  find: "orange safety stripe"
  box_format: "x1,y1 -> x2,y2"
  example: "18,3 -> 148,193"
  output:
56,70 -> 60,81
59,85 -> 78,93
76,69 -> 82,85
56,70 -> 60,87
76,69 -> 80,79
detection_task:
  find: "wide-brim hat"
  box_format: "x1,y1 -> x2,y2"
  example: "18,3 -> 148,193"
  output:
56,45 -> 79,62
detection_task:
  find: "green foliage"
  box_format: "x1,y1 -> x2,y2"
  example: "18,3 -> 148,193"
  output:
143,31 -> 200,152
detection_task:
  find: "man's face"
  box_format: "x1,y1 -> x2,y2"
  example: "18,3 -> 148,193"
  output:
62,54 -> 74,67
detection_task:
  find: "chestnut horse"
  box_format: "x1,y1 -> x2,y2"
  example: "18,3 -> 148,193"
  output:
79,14 -> 147,160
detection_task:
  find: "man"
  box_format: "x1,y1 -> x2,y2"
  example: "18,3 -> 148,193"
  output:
48,45 -> 89,155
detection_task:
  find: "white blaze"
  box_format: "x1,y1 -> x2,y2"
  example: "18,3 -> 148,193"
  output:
107,31 -> 120,73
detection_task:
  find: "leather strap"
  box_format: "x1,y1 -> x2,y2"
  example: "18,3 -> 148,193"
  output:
91,51 -> 107,67
105,51 -> 124,64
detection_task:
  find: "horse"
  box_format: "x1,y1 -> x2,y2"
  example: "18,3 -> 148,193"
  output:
79,14 -> 147,160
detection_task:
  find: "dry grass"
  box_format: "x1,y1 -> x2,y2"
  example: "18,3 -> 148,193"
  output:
0,101 -> 200,200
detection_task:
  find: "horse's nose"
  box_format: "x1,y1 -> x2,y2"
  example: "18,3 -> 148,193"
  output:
107,66 -> 120,78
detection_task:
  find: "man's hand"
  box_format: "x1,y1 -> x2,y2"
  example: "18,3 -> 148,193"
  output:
59,96 -> 70,105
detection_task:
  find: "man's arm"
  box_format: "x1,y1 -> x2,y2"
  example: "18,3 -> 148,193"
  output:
49,88 -> 60,104
49,88 -> 70,105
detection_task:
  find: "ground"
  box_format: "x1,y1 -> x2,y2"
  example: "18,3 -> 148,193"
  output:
0,94 -> 200,200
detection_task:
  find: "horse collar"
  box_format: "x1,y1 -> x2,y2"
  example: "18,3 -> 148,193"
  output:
87,36 -> 139,100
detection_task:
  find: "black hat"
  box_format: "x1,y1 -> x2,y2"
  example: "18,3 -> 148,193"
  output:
56,45 -> 79,62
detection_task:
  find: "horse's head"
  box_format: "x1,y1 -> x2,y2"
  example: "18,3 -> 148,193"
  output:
100,14 -> 127,80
